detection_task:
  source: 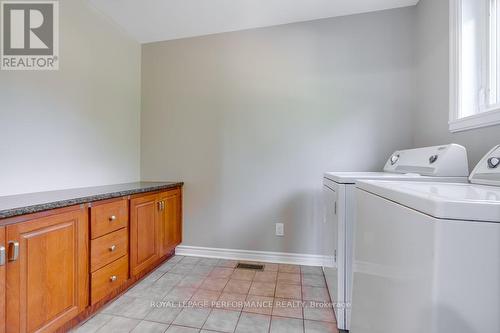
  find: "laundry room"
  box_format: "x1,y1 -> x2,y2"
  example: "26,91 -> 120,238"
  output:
0,0 -> 499,332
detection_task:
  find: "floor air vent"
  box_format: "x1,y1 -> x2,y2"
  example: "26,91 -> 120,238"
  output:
236,262 -> 264,270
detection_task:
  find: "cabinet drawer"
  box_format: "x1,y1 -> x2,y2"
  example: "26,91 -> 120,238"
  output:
91,255 -> 128,305
91,228 -> 128,272
91,199 -> 128,239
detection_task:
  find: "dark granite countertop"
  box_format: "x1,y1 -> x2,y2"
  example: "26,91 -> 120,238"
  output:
0,181 -> 183,219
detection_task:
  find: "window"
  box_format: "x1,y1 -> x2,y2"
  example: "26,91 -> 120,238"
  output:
450,0 -> 500,132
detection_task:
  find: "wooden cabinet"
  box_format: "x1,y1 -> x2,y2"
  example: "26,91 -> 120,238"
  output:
130,189 -> 182,276
91,255 -> 128,305
5,207 -> 88,333
0,226 -> 5,333
0,184 -> 182,331
90,199 -> 128,239
158,189 -> 182,257
90,199 -> 129,305
130,193 -> 160,276
90,228 -> 128,272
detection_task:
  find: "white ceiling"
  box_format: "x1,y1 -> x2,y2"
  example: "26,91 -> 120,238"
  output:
88,0 -> 419,44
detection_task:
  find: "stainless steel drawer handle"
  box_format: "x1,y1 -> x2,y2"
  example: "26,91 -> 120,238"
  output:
8,241 -> 19,261
109,215 -> 117,222
109,245 -> 116,252
110,275 -> 117,282
0,246 -> 5,266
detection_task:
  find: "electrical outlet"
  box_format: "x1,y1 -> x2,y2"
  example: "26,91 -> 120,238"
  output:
275,223 -> 284,236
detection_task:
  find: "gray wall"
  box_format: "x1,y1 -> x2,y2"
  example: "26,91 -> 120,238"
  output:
0,0 -> 141,196
414,0 -> 500,168
141,7 -> 416,255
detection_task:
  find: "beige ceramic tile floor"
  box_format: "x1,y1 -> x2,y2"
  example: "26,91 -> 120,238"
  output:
74,256 -> 339,333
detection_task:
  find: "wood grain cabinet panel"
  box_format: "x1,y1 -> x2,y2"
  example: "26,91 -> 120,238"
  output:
91,255 -> 128,305
90,199 -> 128,239
0,226 -> 5,333
90,228 -> 128,272
6,207 -> 88,333
130,193 -> 160,277
158,189 -> 182,257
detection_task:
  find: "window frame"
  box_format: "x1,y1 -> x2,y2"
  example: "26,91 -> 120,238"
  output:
449,0 -> 500,132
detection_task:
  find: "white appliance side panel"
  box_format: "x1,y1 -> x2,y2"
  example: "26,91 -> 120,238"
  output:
351,189 -> 435,333
352,189 -> 500,333
344,184 -> 356,330
432,220 -> 500,333
322,183 -> 335,266
322,183 -> 337,270
336,183 -> 347,330
322,180 -> 346,329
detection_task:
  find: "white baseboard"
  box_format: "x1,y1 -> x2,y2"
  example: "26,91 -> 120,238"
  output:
175,245 -> 332,267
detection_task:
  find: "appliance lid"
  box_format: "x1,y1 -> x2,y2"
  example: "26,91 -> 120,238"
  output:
323,172 -> 467,184
357,180 -> 500,223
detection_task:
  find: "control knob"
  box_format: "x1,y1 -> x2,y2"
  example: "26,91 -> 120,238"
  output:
390,154 -> 400,165
488,157 -> 500,169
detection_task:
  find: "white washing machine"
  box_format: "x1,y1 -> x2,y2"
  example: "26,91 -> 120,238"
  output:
322,144 -> 469,331
351,145 -> 500,333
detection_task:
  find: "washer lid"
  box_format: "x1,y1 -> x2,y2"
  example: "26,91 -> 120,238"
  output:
323,172 -> 467,184
357,180 -> 500,222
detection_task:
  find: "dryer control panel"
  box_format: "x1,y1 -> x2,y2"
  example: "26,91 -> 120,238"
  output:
383,144 -> 469,177
470,145 -> 500,186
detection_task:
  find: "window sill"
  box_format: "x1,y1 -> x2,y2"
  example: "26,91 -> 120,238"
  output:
449,107 -> 500,132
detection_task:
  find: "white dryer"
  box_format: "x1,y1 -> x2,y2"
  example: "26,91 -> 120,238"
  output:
322,144 -> 469,331
351,145 -> 500,333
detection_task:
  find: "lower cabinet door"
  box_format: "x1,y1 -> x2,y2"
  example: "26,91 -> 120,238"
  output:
6,207 -> 89,333
0,226 -> 5,333
130,193 -> 160,277
158,189 -> 182,257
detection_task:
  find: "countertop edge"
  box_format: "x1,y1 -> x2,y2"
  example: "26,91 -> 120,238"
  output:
0,182 -> 183,220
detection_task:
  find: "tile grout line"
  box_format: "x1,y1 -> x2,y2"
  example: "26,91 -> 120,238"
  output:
91,256 -> 335,333
232,305 -> 244,333
173,258 -> 235,331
